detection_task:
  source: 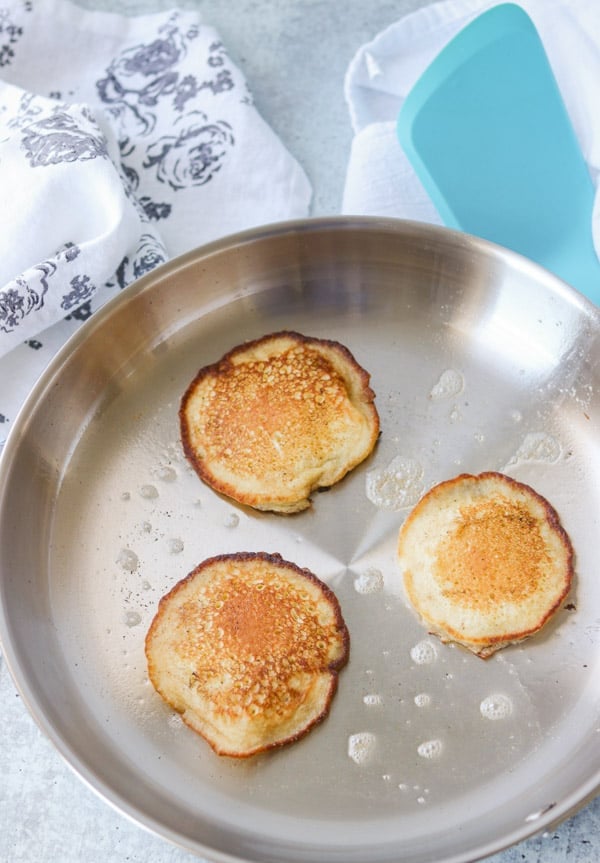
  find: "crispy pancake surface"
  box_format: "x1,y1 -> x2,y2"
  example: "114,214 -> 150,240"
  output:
398,472 -> 574,657
145,552 -> 349,757
180,331 -> 379,513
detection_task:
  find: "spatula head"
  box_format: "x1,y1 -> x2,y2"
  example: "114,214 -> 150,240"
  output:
397,3 -> 600,304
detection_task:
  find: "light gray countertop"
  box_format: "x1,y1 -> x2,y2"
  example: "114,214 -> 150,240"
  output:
1,1 -> 599,861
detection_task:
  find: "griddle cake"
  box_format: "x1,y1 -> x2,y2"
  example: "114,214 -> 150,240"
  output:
145,552 -> 349,757
398,472 -> 573,657
180,331 -> 379,513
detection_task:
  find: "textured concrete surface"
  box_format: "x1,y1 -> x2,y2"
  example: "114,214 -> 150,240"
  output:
1,1 -> 599,861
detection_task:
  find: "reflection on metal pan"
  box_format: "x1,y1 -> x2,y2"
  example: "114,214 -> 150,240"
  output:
0,218 -> 599,863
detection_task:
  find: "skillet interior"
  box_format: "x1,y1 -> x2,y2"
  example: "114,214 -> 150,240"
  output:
0,218 -> 599,863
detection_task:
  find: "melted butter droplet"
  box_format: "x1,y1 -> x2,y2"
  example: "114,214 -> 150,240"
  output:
348,732 -> 377,764
354,568 -> 384,595
140,484 -> 158,500
429,369 -> 464,400
410,640 -> 437,665
124,611 -> 141,628
117,548 -> 139,572
505,432 -> 561,467
480,693 -> 513,720
366,456 -> 424,510
157,465 -> 177,482
417,739 -> 443,759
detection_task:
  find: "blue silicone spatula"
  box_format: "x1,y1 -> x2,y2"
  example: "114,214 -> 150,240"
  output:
397,2 -> 600,305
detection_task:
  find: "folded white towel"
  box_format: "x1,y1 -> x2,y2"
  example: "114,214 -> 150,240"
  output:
0,1 -> 311,445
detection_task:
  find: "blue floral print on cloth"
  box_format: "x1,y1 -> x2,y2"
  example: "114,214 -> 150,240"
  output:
0,0 -> 311,447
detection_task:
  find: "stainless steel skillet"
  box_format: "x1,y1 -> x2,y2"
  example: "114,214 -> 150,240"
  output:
0,217 -> 599,863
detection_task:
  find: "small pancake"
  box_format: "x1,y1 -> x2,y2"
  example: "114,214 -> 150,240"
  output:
397,472 -> 574,657
180,331 -> 379,513
145,552 -> 349,757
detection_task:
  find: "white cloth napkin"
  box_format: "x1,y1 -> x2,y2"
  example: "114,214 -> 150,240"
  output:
342,0 -> 600,254
0,0 -> 311,447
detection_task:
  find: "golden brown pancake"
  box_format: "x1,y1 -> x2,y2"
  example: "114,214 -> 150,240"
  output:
179,331 -> 379,513
397,472 -> 574,657
145,552 -> 349,757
